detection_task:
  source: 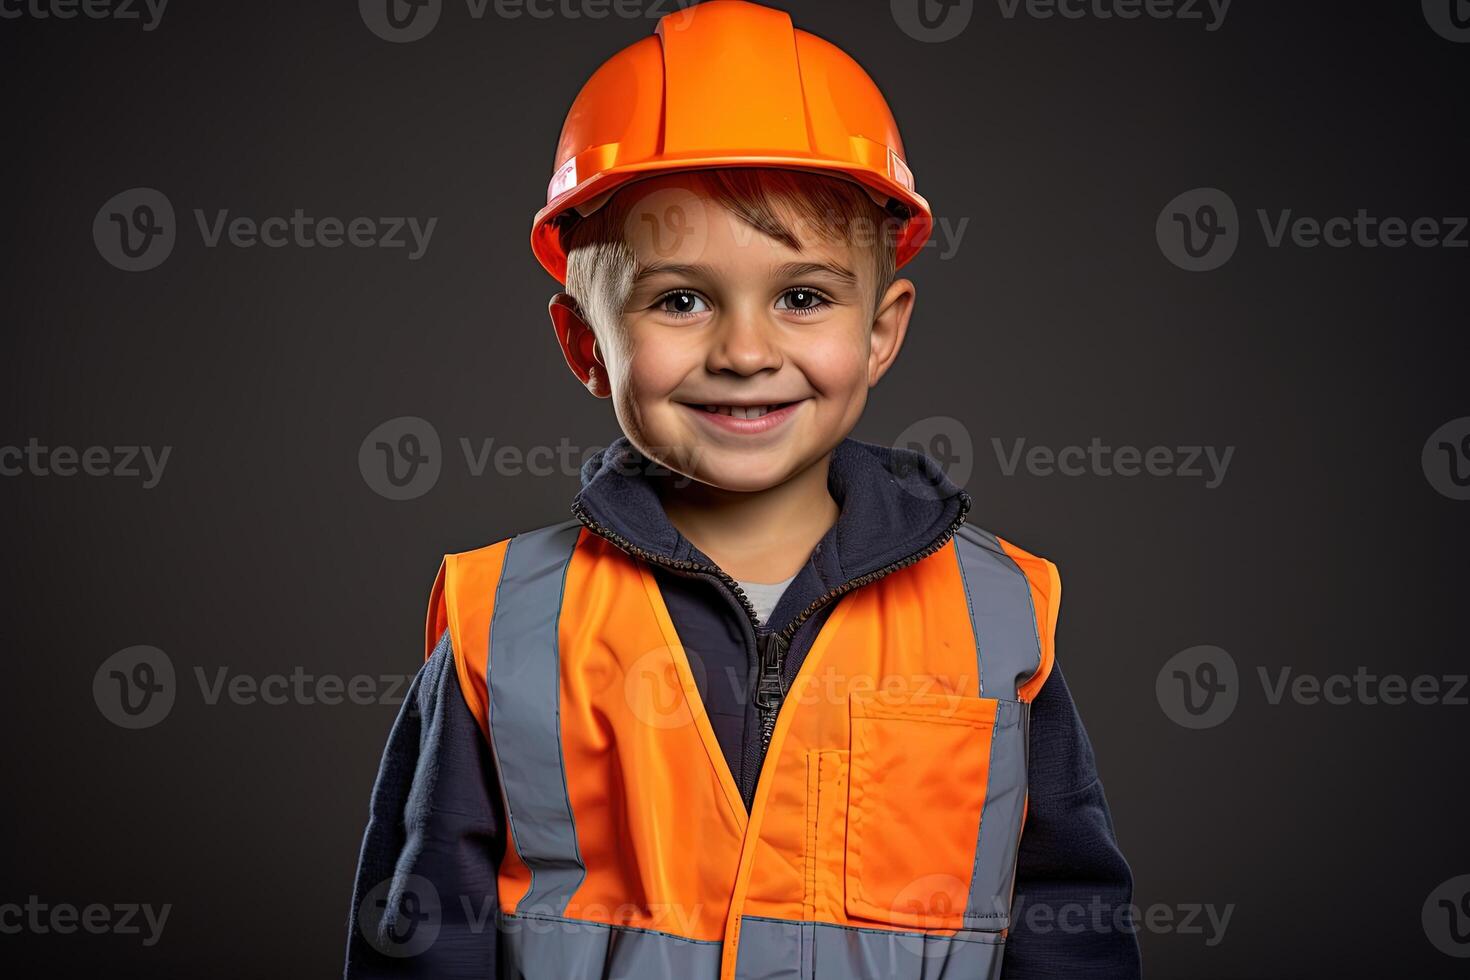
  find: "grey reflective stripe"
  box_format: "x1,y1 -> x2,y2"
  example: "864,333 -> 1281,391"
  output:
488,518 -> 586,915
951,525 -> 1043,930
734,915 -> 1004,980
498,912 -> 1006,979
963,699 -> 1027,930
951,524 -> 1044,699
498,910 -> 722,978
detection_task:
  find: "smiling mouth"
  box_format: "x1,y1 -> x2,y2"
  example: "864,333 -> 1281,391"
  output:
691,400 -> 802,419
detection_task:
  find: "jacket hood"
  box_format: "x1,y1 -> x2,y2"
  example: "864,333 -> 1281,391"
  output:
572,434 -> 971,587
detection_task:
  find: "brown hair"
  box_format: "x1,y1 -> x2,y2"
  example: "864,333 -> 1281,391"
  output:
557,167 -> 903,344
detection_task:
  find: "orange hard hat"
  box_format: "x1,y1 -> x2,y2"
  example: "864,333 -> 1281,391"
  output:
529,0 -> 934,284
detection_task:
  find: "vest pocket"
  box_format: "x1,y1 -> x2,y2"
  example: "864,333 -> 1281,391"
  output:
843,689 -> 1016,932
804,747 -> 850,922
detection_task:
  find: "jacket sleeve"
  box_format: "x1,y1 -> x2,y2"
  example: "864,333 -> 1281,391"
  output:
1001,661 -> 1142,979
344,629 -> 505,979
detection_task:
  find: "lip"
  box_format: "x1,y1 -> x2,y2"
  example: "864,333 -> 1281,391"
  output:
680,399 -> 805,436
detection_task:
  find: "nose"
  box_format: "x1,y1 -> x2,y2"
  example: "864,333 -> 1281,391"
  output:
704,303 -> 784,377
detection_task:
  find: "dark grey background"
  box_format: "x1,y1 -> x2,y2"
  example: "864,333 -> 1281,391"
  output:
2,1 -> 1467,976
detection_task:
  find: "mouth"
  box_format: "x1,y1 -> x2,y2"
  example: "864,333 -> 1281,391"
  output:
693,401 -> 801,419
678,398 -> 807,434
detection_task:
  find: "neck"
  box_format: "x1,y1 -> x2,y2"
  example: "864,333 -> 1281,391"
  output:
656,453 -> 839,584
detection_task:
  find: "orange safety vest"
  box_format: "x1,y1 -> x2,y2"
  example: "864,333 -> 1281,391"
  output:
425,516 -> 1058,979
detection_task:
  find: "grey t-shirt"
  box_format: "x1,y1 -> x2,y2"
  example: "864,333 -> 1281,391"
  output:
735,570 -> 799,626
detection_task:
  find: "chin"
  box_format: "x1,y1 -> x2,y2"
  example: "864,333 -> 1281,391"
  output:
690,467 -> 786,494
683,447 -> 805,493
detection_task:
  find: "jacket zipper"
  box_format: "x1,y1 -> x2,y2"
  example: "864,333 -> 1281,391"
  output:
569,492 -> 973,761
752,492 -> 971,753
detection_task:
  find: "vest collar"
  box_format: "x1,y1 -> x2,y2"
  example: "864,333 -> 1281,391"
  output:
570,434 -> 971,590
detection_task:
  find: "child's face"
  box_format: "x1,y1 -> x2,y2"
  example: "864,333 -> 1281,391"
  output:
577,172 -> 914,494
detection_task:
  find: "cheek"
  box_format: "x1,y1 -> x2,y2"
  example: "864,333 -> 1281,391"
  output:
620,336 -> 690,401
797,332 -> 870,392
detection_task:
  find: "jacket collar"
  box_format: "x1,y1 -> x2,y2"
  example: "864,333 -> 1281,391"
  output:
570,434 -> 971,592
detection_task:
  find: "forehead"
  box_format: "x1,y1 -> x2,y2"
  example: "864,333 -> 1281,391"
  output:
615,171 -> 862,277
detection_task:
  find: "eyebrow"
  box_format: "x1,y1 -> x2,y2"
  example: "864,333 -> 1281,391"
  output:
631,259 -> 859,288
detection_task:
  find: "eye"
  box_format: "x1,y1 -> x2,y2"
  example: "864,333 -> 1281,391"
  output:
775,287 -> 833,315
656,290 -> 710,318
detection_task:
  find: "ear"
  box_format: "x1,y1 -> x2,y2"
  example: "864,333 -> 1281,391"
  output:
867,278 -> 916,388
549,293 -> 611,398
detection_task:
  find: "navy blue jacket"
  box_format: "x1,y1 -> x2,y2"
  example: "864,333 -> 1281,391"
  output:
345,435 -> 1142,978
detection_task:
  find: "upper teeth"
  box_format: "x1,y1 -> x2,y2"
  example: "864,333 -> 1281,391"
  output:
703,404 -> 780,418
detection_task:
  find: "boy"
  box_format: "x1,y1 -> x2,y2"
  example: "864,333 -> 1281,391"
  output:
345,2 -> 1139,977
